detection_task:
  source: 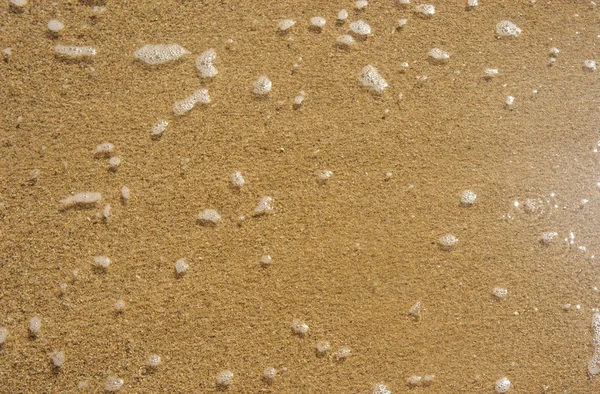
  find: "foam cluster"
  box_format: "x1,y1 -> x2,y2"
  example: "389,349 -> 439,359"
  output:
255,196 -> 274,215
414,4 -> 435,16
460,190 -> 477,205
439,234 -> 458,249
47,19 -> 64,32
335,346 -> 351,360
230,171 -> 245,188
310,17 -> 326,28
151,119 -> 168,138
409,301 -> 422,319
373,383 -> 392,394
105,376 -> 124,392
0,327 -> 8,344
494,377 -> 511,393
175,258 -> 189,275
263,367 -> 277,382
355,0 -> 368,9
492,287 -> 508,300
253,75 -> 272,95
120,186 -> 131,201
429,48 -> 450,61
350,20 -> 371,36
540,231 -> 558,245
584,59 -> 597,71
55,44 -> 97,58
147,354 -> 162,367
496,20 -> 521,37
278,19 -> 296,31
94,142 -> 114,156
359,65 -> 388,93
338,9 -> 349,21
173,88 -> 211,115
588,313 -> 600,376
316,340 -> 330,354
291,319 -> 309,336
196,48 -> 218,78
133,44 -> 190,65
407,375 -> 434,387
50,351 -> 65,368
93,255 -> 111,269
60,192 -> 102,206
337,35 -> 355,47
198,209 -> 221,225
216,370 -> 234,387
29,316 -> 41,337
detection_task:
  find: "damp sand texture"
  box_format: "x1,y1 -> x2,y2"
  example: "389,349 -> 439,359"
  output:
1,1 -> 600,393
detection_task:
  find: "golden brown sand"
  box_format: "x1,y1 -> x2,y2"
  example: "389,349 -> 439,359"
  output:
1,0 -> 600,392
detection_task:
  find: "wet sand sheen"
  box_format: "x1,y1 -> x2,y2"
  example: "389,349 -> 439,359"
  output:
1,0 -> 600,392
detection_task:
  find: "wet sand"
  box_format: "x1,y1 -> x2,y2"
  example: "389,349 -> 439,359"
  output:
1,0 -> 600,392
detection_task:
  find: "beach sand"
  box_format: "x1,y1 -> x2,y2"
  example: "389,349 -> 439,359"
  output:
1,0 -> 600,392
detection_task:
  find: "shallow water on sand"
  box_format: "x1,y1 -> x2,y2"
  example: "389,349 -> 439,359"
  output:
1,1 -> 599,392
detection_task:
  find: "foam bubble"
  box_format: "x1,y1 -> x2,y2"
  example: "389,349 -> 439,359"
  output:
584,59 -> 597,71
278,19 -> 296,31
105,376 -> 124,392
173,89 -> 211,115
310,17 -> 326,28
460,190 -> 477,205
414,4 -> 435,16
60,192 -> 102,205
55,44 -> 96,58
230,171 -> 245,188
93,255 -> 111,269
151,119 -> 168,138
338,9 -> 349,21
429,48 -> 450,61
0,327 -> 8,344
255,196 -> 274,215
50,350 -> 65,368
409,301 -> 422,319
359,65 -> 388,93
263,367 -> 277,382
373,383 -> 391,394
198,209 -> 221,225
133,44 -> 190,65
337,34 -> 356,47
216,370 -> 234,387
316,340 -> 330,354
494,377 -> 511,393
439,234 -> 458,249
355,0 -> 368,10
291,319 -> 309,336
47,19 -> 64,32
147,354 -> 162,367
540,231 -> 558,245
407,376 -> 422,386
335,346 -> 351,360
196,48 -> 218,78
9,0 -> 27,7
175,258 -> 189,275
496,20 -> 521,37
492,287 -> 508,300
29,316 -> 41,337
253,75 -> 272,95
350,20 -> 372,36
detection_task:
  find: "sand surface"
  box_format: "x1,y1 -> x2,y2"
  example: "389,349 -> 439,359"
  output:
1,0 -> 600,393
